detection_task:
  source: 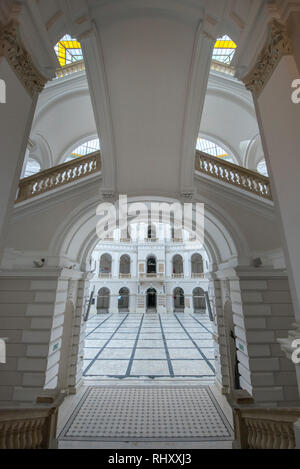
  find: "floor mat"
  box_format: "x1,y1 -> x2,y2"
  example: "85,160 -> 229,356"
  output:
59,386 -> 233,442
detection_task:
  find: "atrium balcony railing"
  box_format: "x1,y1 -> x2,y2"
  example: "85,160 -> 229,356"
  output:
55,60 -> 85,78
99,273 -> 112,279
195,151 -> 272,200
139,273 -> 164,282
172,273 -> 184,279
16,151 -> 101,203
191,273 -> 205,279
55,59 -> 234,80
119,273 -> 131,279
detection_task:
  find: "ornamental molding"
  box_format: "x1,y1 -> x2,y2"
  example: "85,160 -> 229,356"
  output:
0,20 -> 48,97
243,19 -> 292,97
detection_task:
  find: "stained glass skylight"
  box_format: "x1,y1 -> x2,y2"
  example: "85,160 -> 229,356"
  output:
257,160 -> 269,177
66,139 -> 100,162
212,35 -> 237,65
196,138 -> 233,162
54,35 -> 83,67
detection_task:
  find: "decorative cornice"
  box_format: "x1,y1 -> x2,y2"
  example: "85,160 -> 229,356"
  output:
0,20 -> 48,97
243,19 -> 292,97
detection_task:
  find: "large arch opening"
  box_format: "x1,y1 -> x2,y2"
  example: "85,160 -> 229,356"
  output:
118,287 -> 130,312
172,254 -> 184,277
173,287 -> 185,312
193,287 -> 206,313
119,254 -> 131,277
97,287 -> 110,312
49,196 -> 246,396
99,253 -> 112,278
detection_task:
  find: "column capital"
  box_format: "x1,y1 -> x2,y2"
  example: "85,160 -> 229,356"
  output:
0,19 -> 48,97
242,19 -> 292,97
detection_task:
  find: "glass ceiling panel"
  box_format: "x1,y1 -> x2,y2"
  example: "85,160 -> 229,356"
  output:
212,35 -> 237,65
66,139 -> 100,162
196,137 -> 233,162
24,158 -> 41,178
54,34 -> 83,67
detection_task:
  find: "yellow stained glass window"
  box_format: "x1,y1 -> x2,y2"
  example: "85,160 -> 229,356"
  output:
54,35 -> 83,67
212,35 -> 237,65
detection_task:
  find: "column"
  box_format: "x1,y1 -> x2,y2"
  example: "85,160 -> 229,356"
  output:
0,20 -> 48,259
241,17 -> 300,435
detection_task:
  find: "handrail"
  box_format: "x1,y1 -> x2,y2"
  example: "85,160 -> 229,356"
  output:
55,60 -> 85,78
0,406 -> 59,449
195,150 -> 272,200
16,151 -> 101,203
233,407 -> 300,449
55,59 -> 234,80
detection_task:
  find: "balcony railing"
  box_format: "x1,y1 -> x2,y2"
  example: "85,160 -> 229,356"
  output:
140,273 -> 164,282
195,151 -> 272,200
172,273 -> 184,279
233,407 -> 300,449
55,60 -> 85,79
99,273 -> 112,279
191,273 -> 205,279
16,152 -> 101,203
0,406 -> 60,449
55,59 -> 234,80
210,60 -> 235,76
119,273 -> 131,279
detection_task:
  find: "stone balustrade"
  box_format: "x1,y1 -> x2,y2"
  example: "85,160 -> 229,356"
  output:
16,152 -> 101,203
233,407 -> 300,449
195,150 -> 272,200
0,406 -> 59,449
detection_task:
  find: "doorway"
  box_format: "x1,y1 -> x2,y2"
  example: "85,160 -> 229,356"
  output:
146,288 -> 157,312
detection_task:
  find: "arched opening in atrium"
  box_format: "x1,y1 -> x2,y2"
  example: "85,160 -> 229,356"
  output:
191,254 -> 204,278
119,254 -> 131,277
97,287 -> 110,312
173,287 -> 185,312
146,288 -> 157,312
99,253 -> 112,277
172,255 -> 183,277
49,196 -> 244,389
193,287 -> 206,313
147,256 -> 157,274
118,287 -> 130,312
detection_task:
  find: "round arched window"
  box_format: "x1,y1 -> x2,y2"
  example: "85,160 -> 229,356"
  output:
196,138 -> 233,163
65,139 -> 100,162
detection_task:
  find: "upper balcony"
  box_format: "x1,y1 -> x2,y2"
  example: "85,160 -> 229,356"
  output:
139,273 -> 164,283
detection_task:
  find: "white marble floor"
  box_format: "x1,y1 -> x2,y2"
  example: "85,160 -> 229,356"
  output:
83,312 -> 215,381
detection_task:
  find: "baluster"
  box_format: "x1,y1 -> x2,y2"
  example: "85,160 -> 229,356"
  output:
25,420 -> 33,449
0,422 -> 7,449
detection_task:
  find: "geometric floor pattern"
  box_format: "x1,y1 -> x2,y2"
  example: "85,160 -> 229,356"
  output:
59,386 -> 233,442
83,313 -> 215,380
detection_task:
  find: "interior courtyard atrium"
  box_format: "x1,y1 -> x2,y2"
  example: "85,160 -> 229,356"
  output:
1,0 -> 300,451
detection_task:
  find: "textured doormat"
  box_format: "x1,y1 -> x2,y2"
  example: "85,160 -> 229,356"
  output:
59,386 -> 233,442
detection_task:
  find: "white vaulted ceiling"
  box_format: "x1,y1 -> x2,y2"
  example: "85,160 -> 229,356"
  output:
14,0 -> 269,196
